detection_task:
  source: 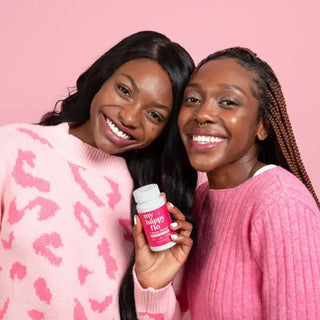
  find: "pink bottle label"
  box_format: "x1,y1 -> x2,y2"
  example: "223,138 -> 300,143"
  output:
139,204 -> 175,248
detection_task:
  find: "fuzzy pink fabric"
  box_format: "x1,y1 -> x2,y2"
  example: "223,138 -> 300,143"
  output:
0,123 -> 134,319
135,167 -> 320,320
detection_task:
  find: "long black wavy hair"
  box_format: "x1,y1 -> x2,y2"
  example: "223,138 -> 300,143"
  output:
39,31 -> 198,319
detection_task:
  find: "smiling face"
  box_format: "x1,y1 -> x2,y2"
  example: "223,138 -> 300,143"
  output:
178,58 -> 268,189
71,58 -> 173,155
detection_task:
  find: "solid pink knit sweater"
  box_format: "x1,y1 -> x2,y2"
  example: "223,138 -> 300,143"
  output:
135,167 -> 320,320
0,123 -> 134,319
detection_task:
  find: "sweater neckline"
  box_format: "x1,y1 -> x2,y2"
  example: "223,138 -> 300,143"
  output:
207,165 -> 279,194
50,122 -> 127,168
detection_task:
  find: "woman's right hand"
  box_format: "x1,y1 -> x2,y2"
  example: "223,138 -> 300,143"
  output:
132,201 -> 193,290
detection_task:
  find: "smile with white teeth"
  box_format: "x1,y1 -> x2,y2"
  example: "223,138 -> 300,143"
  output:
192,135 -> 226,144
105,117 -> 131,140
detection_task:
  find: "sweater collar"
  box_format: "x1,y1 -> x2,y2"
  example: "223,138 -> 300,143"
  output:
49,122 -> 128,169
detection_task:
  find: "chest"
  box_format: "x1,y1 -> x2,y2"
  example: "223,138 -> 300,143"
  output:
186,195 -> 262,319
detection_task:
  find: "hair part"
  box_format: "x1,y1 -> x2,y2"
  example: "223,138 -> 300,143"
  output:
197,47 -> 319,209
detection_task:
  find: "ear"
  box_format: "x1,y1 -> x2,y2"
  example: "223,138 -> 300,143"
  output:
256,118 -> 269,141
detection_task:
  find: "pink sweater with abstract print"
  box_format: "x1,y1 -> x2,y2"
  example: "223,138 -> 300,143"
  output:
0,123 -> 134,320
134,167 -> 320,320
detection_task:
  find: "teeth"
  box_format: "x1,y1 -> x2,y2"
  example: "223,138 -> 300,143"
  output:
192,135 -> 225,144
105,117 -> 131,140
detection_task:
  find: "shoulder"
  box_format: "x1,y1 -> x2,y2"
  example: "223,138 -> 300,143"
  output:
0,122 -> 52,138
255,167 -> 316,205
0,123 -> 38,146
0,123 -> 58,150
251,166 -> 319,221
0,122 -> 31,136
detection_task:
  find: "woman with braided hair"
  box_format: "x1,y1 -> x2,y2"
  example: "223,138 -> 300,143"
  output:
132,47 -> 320,319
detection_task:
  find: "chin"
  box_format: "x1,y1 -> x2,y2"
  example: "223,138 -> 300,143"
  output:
188,160 -> 210,173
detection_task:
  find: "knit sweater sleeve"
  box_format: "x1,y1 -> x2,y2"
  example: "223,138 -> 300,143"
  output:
250,194 -> 320,319
134,184 -> 208,320
133,269 -> 186,320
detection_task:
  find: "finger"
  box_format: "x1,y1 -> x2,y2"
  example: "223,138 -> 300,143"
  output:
170,233 -> 193,255
132,215 -> 148,251
166,202 -> 186,222
170,220 -> 193,238
160,192 -> 167,202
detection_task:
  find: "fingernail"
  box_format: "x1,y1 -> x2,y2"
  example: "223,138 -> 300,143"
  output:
160,192 -> 166,196
170,222 -> 178,228
168,202 -> 174,207
171,234 -> 178,240
134,215 -> 137,225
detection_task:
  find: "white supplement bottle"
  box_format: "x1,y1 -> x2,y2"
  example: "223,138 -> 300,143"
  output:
133,184 -> 176,252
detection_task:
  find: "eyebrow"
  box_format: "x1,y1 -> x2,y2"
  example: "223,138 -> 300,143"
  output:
119,73 -> 170,112
186,83 -> 247,96
186,83 -> 202,89
153,103 -> 171,113
218,84 -> 246,95
118,73 -> 138,91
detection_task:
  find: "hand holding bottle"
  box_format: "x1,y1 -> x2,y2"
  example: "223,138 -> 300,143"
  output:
132,187 -> 193,290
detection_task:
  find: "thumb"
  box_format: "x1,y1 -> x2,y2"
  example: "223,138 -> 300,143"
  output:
160,192 -> 167,202
132,215 -> 148,251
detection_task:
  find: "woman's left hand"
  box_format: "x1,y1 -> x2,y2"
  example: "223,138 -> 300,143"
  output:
132,201 -> 193,290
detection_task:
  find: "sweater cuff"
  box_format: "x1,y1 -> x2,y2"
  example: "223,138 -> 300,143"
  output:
133,266 -> 174,314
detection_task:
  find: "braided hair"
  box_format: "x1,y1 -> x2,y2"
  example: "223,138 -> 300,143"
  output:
197,47 -> 319,209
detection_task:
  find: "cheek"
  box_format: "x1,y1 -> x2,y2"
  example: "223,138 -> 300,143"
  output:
146,124 -> 166,141
230,116 -> 238,124
92,85 -> 116,106
90,92 -> 103,115
178,109 -> 192,131
90,101 -> 96,119
226,112 -> 256,132
177,116 -> 185,138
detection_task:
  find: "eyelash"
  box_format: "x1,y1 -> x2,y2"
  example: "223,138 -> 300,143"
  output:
148,111 -> 164,123
219,99 -> 239,107
117,85 -> 131,98
184,96 -> 201,104
116,84 -> 166,123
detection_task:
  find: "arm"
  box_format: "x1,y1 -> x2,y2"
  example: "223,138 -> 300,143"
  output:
132,202 -> 192,319
133,268 -> 186,320
251,198 -> 320,319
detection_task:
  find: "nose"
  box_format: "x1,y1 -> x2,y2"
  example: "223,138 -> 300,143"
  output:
193,100 -> 218,125
118,104 -> 141,128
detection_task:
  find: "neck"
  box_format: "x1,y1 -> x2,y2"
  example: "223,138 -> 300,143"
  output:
69,120 -> 96,147
207,158 -> 265,190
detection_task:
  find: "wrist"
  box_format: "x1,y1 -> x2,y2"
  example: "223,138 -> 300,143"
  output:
133,265 -> 172,290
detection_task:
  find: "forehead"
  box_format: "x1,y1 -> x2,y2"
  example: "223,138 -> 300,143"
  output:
114,58 -> 167,77
191,58 -> 255,90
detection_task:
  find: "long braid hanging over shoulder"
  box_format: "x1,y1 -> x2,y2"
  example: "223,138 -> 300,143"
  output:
201,47 -> 320,209
265,80 -> 320,208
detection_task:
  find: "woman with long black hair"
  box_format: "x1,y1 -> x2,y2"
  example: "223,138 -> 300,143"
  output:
0,31 -> 197,319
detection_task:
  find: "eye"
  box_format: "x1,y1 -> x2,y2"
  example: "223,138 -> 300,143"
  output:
220,99 -> 239,108
147,111 -> 165,123
117,85 -> 131,98
183,96 -> 201,104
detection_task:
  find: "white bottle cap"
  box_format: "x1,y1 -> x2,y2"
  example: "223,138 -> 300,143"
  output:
133,184 -> 160,204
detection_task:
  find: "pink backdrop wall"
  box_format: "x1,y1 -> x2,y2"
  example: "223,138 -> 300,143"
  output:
1,0 -> 319,196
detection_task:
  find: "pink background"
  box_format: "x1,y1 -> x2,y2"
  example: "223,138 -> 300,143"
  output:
1,0 -> 319,196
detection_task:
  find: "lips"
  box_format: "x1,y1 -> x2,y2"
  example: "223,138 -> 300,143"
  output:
103,115 -> 135,140
184,127 -> 227,150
